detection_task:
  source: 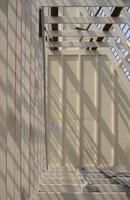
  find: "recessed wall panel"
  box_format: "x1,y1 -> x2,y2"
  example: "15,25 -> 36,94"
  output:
63,56 -> 80,167
81,55 -> 97,166
116,74 -> 130,166
48,56 -> 63,166
99,56 -> 114,166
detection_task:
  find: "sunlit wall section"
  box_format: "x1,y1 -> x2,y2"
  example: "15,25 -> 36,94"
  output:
0,1 -> 46,200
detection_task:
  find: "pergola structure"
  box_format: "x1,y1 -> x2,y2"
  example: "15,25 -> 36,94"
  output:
1,1 -> 130,200
37,0 -> 130,80
37,0 -> 130,170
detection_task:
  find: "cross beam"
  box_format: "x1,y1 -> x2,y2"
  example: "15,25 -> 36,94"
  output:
45,30 -> 119,38
38,0 -> 130,7
44,16 -> 125,24
47,41 -> 124,48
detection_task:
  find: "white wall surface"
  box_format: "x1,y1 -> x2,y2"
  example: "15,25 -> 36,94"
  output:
0,1 -> 46,200
47,51 -> 130,168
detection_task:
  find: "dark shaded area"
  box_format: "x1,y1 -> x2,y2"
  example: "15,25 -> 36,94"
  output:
87,7 -> 102,50
50,7 -> 58,50
39,9 -> 42,37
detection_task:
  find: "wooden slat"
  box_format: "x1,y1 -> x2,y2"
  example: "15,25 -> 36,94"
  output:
45,16 -> 125,24
45,30 -> 118,38
21,0 -> 30,198
112,41 -> 130,67
102,8 -> 130,53
38,184 -> 82,192
37,0 -> 130,7
15,0 -> 22,199
106,47 -> 130,77
7,1 -> 16,200
96,7 -> 123,43
47,41 -> 123,48
31,192 -> 130,200
0,1 -> 8,200
122,9 -> 130,27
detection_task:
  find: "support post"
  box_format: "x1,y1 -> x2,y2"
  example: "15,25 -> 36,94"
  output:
41,7 -> 48,170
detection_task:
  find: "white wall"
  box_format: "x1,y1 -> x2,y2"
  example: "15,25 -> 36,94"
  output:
115,68 -> 130,166
0,0 -> 46,200
47,51 -> 130,168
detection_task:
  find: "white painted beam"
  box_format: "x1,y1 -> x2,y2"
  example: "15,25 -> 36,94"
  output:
41,7 -> 48,170
106,49 -> 130,84
45,30 -> 118,38
121,9 -> 130,28
31,192 -> 130,200
37,0 -> 130,7
101,8 -> 130,69
88,7 -> 130,71
44,16 -> 125,24
47,41 -> 124,48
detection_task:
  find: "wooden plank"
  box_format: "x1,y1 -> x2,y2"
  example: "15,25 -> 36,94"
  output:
45,16 -> 125,24
38,183 -> 129,193
30,0 -> 36,194
101,8 -> 130,54
84,7 -> 130,58
41,8 -> 48,169
122,9 -> 130,28
111,39 -> 130,67
96,7 -> 122,44
45,30 -> 118,38
38,184 -> 82,192
21,0 -> 26,198
31,192 -> 130,200
21,0 -> 31,199
37,0 -> 130,7
15,0 -> 22,200
34,5 -> 39,188
0,1 -> 8,200
24,0 -> 31,198
115,66 -> 130,93
7,0 -> 16,200
102,8 -> 130,69
47,41 -> 123,48
106,48 -> 130,83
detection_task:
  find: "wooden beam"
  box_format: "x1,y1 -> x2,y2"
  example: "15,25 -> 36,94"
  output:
45,30 -> 119,38
44,16 -> 125,24
122,9 -> 130,28
47,41 -> 124,48
103,7 -> 130,53
38,0 -> 130,7
96,7 -> 123,43
106,49 -> 130,84
31,192 -> 130,200
41,8 -> 48,169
